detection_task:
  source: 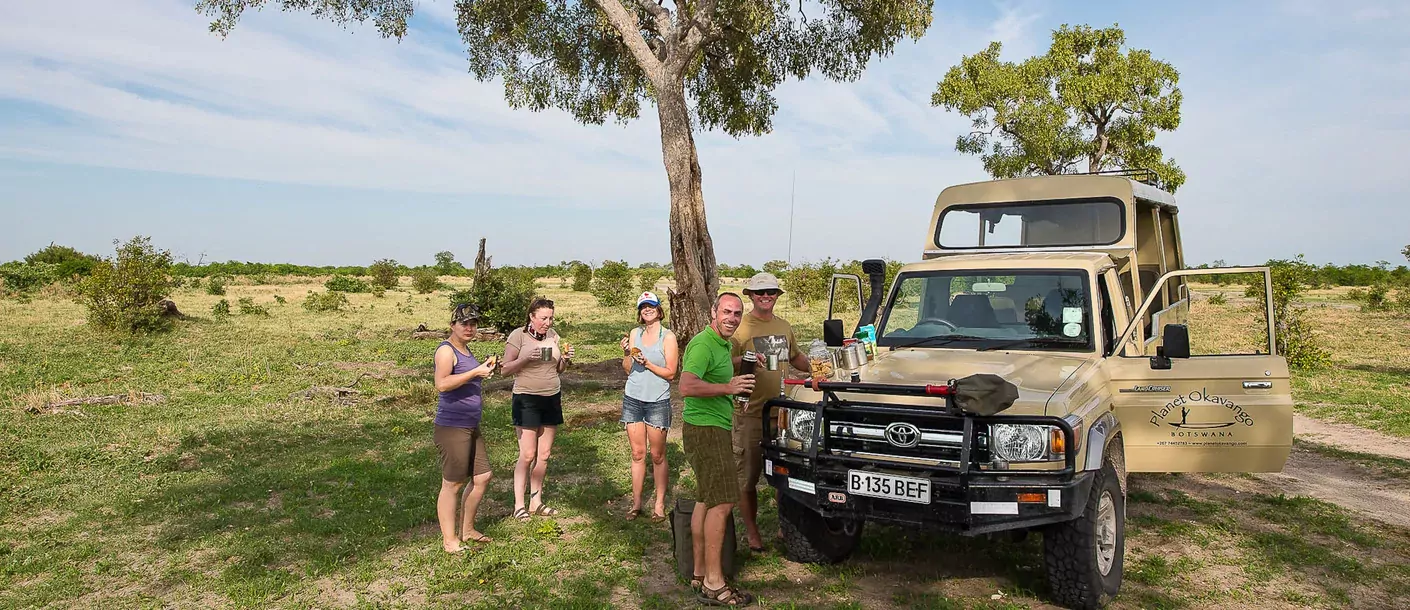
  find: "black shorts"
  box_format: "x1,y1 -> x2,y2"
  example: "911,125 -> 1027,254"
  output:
512,392 -> 564,428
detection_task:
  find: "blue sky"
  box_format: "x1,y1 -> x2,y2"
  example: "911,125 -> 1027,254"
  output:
2,0 -> 1407,268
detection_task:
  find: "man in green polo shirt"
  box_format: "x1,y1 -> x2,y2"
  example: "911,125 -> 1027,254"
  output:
680,292 -> 755,606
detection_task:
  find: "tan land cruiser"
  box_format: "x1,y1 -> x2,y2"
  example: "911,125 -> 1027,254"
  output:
760,171 -> 1293,609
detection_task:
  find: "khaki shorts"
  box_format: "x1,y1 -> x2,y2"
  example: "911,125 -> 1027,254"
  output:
434,425 -> 491,483
732,408 -> 765,492
683,423 -> 738,507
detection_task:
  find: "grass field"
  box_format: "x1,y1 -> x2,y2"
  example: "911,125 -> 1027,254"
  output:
3,276 -> 1409,608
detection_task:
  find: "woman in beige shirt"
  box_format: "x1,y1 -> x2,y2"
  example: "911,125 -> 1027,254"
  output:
501,297 -> 574,521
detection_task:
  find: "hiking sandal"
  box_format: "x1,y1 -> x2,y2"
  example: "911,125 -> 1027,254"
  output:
512,507 -> 531,522
699,583 -> 754,607
533,504 -> 560,517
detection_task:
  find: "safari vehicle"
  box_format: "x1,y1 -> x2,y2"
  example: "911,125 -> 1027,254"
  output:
759,171 -> 1293,609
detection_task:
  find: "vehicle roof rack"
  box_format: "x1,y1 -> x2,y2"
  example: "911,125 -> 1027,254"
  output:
1074,168 -> 1164,189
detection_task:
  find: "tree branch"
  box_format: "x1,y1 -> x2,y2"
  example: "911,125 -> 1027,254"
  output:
627,0 -> 673,39
593,0 -> 665,80
675,0 -> 722,73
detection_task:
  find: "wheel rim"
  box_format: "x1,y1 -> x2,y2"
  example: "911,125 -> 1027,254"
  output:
1096,491 -> 1117,576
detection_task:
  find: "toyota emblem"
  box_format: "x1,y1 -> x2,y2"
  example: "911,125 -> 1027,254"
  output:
884,422 -> 921,448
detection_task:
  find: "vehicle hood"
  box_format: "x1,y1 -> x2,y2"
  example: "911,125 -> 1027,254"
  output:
806,348 -> 1095,416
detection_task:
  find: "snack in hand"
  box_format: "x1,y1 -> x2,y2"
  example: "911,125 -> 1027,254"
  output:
629,347 -> 643,358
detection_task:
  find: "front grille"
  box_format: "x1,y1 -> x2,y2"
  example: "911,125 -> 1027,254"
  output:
825,418 -> 990,469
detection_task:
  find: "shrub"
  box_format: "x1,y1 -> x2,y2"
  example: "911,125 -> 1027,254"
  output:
1245,256 -> 1331,370
205,275 -> 228,296
762,260 -> 789,276
592,260 -> 635,307
0,261 -> 59,294
303,290 -> 349,312
369,259 -> 400,291
24,244 -> 99,280
274,295 -> 287,305
325,275 -> 369,293
782,259 -> 838,307
237,297 -> 270,316
571,264 -> 593,292
189,277 -> 202,289
1207,292 -> 1228,306
449,267 -> 536,333
638,268 -> 666,292
1352,283 -> 1391,312
251,274 -> 271,285
434,251 -> 465,276
372,288 -> 385,298
212,299 -> 231,317
77,236 -> 176,334
412,269 -> 442,294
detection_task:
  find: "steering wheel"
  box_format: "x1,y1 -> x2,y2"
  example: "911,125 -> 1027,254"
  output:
915,317 -> 959,331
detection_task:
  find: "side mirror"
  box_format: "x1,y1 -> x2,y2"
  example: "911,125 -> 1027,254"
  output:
1163,324 -> 1191,359
823,319 -> 845,347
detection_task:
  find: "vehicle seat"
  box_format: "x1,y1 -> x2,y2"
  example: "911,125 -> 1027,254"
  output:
989,296 -> 1018,324
950,294 -> 999,328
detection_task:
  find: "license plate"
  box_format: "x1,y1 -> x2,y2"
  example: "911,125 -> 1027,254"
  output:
846,470 -> 931,504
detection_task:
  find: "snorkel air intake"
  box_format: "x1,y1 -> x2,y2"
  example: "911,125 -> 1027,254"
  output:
857,258 -> 887,335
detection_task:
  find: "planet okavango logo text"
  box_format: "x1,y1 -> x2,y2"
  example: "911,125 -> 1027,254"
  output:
1148,387 -> 1255,436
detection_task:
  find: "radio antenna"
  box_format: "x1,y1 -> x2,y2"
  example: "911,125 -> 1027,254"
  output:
786,170 -> 796,265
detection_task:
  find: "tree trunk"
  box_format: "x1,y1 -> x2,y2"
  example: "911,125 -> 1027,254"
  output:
473,237 -> 491,285
656,84 -> 718,345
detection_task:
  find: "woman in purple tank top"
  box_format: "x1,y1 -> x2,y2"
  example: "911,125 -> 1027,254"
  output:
432,303 -> 498,553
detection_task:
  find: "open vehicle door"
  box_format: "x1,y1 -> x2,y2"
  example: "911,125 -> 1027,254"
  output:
1108,267 -> 1293,473
825,273 -> 864,343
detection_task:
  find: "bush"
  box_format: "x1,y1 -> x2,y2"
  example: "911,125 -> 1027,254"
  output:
77,236 -> 176,334
1351,283 -> 1391,312
369,259 -> 400,291
274,295 -> 287,305
1207,292 -> 1228,306
212,299 -> 231,317
592,260 -> 635,307
0,261 -> 59,294
324,275 -> 369,293
237,297 -> 270,316
1245,256 -> 1330,370
412,269 -> 442,294
782,259 -> 838,307
303,290 -> 349,312
571,264 -> 593,292
639,268 -> 666,292
25,244 -> 100,280
189,277 -> 202,289
762,260 -> 789,276
449,267 -> 536,333
206,275 -> 228,296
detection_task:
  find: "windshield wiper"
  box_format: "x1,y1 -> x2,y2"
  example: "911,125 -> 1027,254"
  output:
887,334 -> 990,350
977,337 -> 1087,352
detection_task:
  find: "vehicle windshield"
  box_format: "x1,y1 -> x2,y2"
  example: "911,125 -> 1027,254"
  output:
877,269 -> 1094,352
935,199 -> 1124,249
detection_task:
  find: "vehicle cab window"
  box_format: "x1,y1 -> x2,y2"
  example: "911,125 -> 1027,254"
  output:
877,269 -> 1095,352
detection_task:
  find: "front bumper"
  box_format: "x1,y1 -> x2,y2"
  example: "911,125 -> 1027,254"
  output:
761,380 -> 1089,536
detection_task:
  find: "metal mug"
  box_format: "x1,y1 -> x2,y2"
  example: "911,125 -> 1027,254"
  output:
838,345 -> 863,370
540,346 -> 554,361
765,352 -> 780,371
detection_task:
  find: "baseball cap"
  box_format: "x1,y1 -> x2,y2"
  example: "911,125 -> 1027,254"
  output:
637,291 -> 661,308
451,303 -> 482,324
743,272 -> 784,295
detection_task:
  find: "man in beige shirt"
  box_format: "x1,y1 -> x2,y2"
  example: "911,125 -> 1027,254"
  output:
729,272 -> 811,552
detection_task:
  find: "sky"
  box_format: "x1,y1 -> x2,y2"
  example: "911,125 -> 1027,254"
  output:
2,0 -> 1408,269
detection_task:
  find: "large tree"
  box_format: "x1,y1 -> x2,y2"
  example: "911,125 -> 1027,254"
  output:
933,24 -> 1185,191
197,0 -> 932,340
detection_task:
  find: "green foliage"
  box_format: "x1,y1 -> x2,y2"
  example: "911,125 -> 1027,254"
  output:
274,295 -> 287,306
77,236 -> 176,334
1207,292 -> 1228,306
189,277 -> 202,289
368,259 -> 399,291
841,259 -> 904,306
449,267 -> 537,333
571,264 -> 592,292
717,264 -> 758,279
591,260 -> 635,307
762,260 -> 789,276
638,268 -> 666,293
302,290 -> 349,312
0,261 -> 59,294
24,243 -> 100,279
1403,244 -> 1410,262
782,259 -> 839,307
205,275 -> 228,296
237,297 -> 270,316
411,269 -> 442,294
434,251 -> 465,276
934,24 -> 1185,191
212,299 -> 231,317
1244,255 -> 1331,369
324,275 -> 369,293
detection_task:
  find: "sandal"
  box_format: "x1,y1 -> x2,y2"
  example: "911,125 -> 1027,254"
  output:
625,507 -> 641,521
512,507 -> 531,522
462,532 -> 493,544
532,505 -> 560,517
689,575 -> 704,591
649,511 -> 667,522
699,583 -> 754,607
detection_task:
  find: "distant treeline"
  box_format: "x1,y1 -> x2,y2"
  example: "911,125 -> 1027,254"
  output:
1188,256 -> 1410,288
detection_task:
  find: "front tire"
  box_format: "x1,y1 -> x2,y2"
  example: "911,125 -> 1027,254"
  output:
778,494 -> 864,564
1042,459 -> 1125,609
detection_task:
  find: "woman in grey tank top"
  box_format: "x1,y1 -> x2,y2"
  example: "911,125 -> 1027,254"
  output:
618,291 -> 678,521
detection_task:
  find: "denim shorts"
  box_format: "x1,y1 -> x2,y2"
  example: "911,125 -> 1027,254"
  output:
621,395 -> 672,430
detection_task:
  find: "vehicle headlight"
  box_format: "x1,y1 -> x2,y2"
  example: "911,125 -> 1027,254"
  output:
990,424 -> 1055,462
787,409 -> 817,449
